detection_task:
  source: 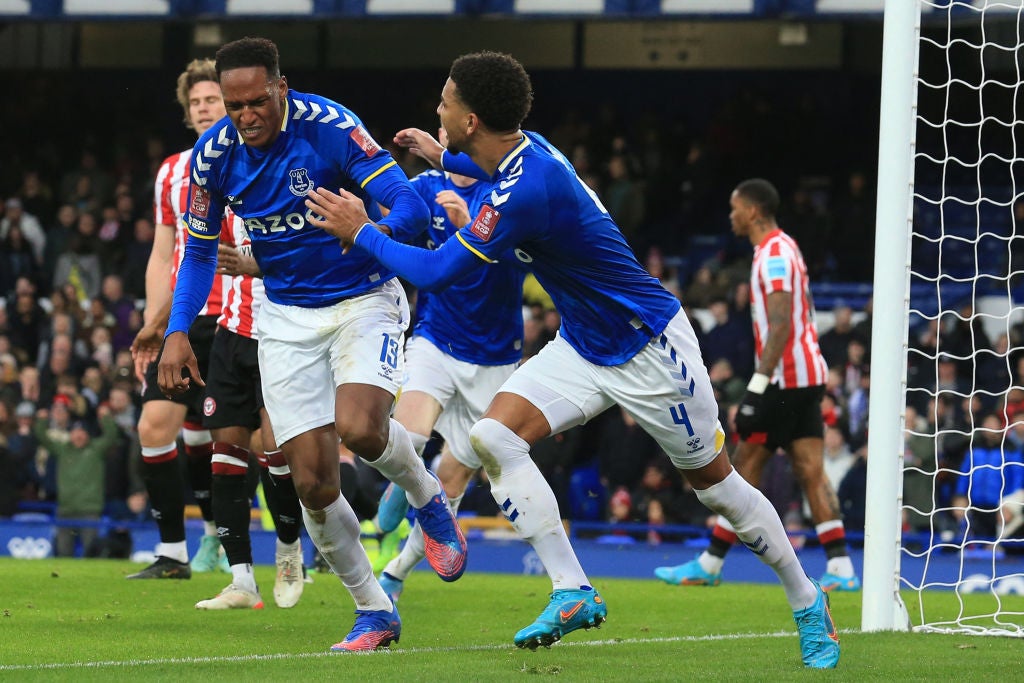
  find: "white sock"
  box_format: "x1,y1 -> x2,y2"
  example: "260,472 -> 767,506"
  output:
301,494 -> 391,612
156,541 -> 188,563
695,469 -> 817,610
276,538 -> 300,556
362,419 -> 440,508
826,556 -> 855,578
698,552 -> 724,575
471,418 -> 589,590
409,431 -> 429,456
230,563 -> 257,592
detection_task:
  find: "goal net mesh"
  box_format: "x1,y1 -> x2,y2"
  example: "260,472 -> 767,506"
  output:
903,0 -> 1024,636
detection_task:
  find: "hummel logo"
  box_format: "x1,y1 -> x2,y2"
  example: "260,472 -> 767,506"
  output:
559,600 -> 585,623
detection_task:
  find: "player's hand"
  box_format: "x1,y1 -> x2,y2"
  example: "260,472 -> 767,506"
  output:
130,324 -> 165,382
305,187 -> 371,250
734,373 -> 770,442
435,189 -> 471,228
393,128 -> 444,169
157,331 -> 204,397
217,243 -> 260,277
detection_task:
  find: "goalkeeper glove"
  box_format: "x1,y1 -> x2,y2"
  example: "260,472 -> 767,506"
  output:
734,373 -> 770,443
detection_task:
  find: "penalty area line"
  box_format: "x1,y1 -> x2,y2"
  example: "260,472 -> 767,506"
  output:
0,629 -> 839,671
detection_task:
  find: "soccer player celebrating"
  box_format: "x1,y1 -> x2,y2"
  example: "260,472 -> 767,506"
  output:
655,179 -> 860,593
159,37 -> 466,651
374,133 -> 525,603
128,59 -> 230,580
306,52 -> 840,668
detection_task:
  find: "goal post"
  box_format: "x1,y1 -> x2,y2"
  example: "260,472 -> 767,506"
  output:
861,0 -> 919,633
864,0 -> 1024,636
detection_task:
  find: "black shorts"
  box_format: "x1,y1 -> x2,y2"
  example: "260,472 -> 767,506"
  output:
750,384 -> 825,451
141,314 -> 218,421
202,329 -> 263,431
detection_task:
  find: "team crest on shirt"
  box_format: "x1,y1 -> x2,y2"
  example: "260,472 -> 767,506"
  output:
190,185 -> 210,218
203,397 -> 216,417
288,168 -> 313,197
470,204 -> 501,242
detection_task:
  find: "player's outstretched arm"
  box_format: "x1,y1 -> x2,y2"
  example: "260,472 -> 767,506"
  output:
393,128 -> 445,169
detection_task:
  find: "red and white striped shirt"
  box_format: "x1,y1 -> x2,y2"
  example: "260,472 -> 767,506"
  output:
750,228 -> 828,389
217,214 -> 264,340
153,150 -> 229,318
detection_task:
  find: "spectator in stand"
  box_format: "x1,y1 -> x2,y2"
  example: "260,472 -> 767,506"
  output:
708,358 -> 746,407
16,365 -> 40,407
701,296 -> 755,382
644,246 -> 681,300
607,487 -> 634,526
121,217 -> 155,299
0,224 -> 40,293
683,264 -> 726,309
842,337 -> 869,399
98,274 -> 136,353
817,304 -> 864,370
837,448 -> 867,533
845,368 -> 870,452
829,171 -> 875,282
42,204 -> 78,288
7,277 -> 47,366
632,459 -> 688,545
16,170 -> 55,227
5,400 -> 41,510
595,407 -> 659,495
59,149 -> 112,213
852,296 -> 872,355
902,404 -> 937,534
604,153 -> 646,248
0,197 -> 45,269
37,335 -> 82,406
53,212 -> 103,302
950,412 -> 1023,543
34,402 -> 120,556
36,313 -> 89,373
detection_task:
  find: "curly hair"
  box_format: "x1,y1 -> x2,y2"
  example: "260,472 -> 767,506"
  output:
215,36 -> 281,81
735,178 -> 780,219
175,58 -> 218,130
449,52 -> 532,133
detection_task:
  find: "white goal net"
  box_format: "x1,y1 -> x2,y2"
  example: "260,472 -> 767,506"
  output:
864,0 -> 1024,636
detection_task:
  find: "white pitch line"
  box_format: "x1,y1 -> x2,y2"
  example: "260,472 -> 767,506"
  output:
0,629 -> 852,672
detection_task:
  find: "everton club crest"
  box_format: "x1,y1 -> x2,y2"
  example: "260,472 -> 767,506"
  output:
288,168 -> 312,197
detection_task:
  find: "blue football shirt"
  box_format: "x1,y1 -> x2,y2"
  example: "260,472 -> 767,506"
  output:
355,131 -> 681,366
407,170 -> 524,366
167,89 -> 429,335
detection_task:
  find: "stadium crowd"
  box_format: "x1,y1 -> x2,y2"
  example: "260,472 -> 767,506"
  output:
0,80 -> 1014,558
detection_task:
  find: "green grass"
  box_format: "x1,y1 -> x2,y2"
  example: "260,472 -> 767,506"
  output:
0,557 -> 1021,681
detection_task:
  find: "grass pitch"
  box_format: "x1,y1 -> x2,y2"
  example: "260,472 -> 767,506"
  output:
0,557 -> 1020,681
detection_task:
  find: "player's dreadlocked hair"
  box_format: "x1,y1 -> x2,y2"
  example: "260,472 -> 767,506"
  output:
450,52 -> 532,133
735,178 -> 780,219
215,36 -> 281,81
175,58 -> 218,130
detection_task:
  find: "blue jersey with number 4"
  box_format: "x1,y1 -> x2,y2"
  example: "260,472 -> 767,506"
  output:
166,89 -> 430,336
407,170 -> 524,366
355,131 -> 681,366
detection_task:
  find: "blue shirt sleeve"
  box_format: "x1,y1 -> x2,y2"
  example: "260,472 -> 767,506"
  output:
354,225 -> 483,291
166,144 -> 224,336
440,150 -> 490,181
362,163 -> 430,243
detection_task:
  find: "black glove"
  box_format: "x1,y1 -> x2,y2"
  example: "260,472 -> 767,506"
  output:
734,373 -> 770,442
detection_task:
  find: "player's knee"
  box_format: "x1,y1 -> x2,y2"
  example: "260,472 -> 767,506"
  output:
137,410 -> 178,446
469,418 -> 529,481
336,417 -> 388,459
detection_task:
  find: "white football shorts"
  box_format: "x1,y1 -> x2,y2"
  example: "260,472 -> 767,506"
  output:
499,308 -> 725,470
403,335 -> 518,469
257,279 -> 410,447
